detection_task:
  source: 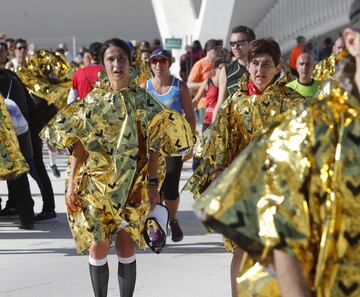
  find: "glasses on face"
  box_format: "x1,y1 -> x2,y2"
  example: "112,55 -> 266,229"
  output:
150,58 -> 168,65
229,40 -> 248,47
16,46 -> 27,50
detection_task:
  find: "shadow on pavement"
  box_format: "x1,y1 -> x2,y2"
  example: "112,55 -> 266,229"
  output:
0,241 -> 226,256
0,212 -> 72,240
0,248 -> 79,256
0,209 -> 209,239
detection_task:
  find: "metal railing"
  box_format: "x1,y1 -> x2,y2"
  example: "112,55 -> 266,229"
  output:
255,0 -> 352,53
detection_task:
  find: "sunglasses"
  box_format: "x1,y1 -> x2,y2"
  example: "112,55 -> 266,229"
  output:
150,58 -> 168,65
16,46 -> 27,50
229,40 -> 248,47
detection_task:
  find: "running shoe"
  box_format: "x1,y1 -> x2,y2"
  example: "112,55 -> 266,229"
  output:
169,219 -> 184,242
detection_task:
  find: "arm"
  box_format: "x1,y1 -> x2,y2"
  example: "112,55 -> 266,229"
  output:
67,141 -> 88,212
187,80 -> 203,91
180,81 -> 196,130
148,151 -> 160,210
274,249 -> 311,297
212,66 -> 227,123
180,81 -> 196,162
191,79 -> 208,109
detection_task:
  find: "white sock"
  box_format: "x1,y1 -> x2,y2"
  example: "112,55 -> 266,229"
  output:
117,255 -> 136,264
89,255 -> 108,266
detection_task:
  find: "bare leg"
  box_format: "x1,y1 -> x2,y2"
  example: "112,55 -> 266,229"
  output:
231,247 -> 244,297
164,197 -> 180,222
274,249 -> 310,297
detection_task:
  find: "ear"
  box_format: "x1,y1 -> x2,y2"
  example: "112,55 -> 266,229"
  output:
275,63 -> 281,72
343,28 -> 359,58
246,61 -> 250,72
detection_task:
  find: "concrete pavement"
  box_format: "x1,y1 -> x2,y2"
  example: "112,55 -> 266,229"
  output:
0,150 -> 231,297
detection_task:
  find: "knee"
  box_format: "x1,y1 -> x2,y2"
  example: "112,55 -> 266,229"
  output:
89,239 -> 110,259
116,231 -> 135,257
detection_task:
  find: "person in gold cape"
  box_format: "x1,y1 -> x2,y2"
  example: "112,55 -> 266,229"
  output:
133,43 -> 153,86
0,90 -> 36,229
194,1 -> 360,295
41,38 -> 195,297
183,38 -> 304,297
313,36 -> 346,82
0,93 -> 29,180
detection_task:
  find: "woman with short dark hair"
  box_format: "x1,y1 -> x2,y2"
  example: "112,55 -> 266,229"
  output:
184,38 -> 304,297
42,38 -> 195,297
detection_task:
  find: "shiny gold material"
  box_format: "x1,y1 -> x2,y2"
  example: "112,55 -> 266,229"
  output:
41,78 -> 195,254
313,54 -> 336,81
133,45 -> 152,86
183,73 -> 304,200
0,94 -> 29,180
237,263 -> 280,297
313,50 -> 349,82
17,50 -> 73,110
195,54 -> 360,296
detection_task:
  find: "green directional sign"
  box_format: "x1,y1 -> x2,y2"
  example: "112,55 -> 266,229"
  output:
164,38 -> 182,50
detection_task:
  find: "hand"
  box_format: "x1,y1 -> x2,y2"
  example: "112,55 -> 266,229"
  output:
182,149 -> 193,162
66,181 -> 81,213
148,187 -> 160,210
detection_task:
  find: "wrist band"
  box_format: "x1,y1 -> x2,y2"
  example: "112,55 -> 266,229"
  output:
149,177 -> 159,188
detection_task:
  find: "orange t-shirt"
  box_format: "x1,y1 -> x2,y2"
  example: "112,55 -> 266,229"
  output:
188,57 -> 214,109
289,46 -> 303,69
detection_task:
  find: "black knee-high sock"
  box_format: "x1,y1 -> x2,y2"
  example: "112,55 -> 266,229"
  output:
118,260 -> 136,297
89,262 -> 109,297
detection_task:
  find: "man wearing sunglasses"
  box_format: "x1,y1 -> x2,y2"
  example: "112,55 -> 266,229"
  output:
5,38 -> 27,71
212,25 -> 255,122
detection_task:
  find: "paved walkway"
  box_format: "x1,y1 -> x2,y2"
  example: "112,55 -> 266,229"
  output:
0,150 -> 231,297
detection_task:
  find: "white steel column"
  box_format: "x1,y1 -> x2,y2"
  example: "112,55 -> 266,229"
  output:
194,0 -> 236,43
151,0 -> 235,76
151,0 -> 197,76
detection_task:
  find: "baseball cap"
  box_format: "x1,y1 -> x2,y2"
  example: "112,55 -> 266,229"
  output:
205,39 -> 221,52
350,0 -> 360,24
88,42 -> 102,58
149,48 -> 172,61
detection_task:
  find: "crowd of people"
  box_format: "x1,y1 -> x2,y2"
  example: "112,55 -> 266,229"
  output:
0,0 -> 359,296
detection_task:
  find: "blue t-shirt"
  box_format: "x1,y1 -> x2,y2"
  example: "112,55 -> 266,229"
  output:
146,77 -> 183,114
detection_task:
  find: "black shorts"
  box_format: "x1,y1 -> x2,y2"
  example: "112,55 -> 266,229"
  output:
160,156 -> 183,200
